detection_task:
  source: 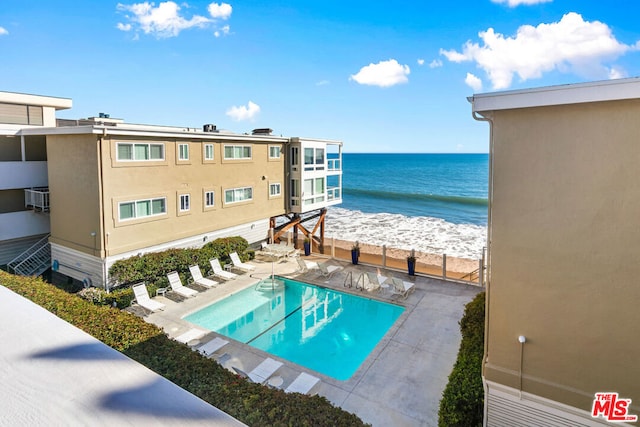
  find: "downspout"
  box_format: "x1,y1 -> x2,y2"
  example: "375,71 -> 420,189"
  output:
97,128 -> 108,290
470,99 -> 494,427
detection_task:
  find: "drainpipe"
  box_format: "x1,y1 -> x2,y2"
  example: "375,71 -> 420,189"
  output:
98,128 -> 108,290
469,98 -> 494,427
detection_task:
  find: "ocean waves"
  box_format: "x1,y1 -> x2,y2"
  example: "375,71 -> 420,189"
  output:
325,207 -> 487,260
343,187 -> 488,207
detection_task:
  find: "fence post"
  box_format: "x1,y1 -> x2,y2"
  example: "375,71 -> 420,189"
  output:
382,245 -> 386,268
331,238 -> 335,259
443,254 -> 447,279
478,258 -> 483,286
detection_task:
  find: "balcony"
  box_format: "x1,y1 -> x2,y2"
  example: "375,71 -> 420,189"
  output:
25,187 -> 50,212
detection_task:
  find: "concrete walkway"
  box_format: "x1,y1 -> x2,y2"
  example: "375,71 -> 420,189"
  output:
144,255 -> 482,426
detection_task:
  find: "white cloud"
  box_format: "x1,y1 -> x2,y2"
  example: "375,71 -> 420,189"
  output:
208,2 -> 232,19
0,27 -> 8,36
349,59 -> 410,87
491,0 -> 552,7
429,59 -> 443,68
117,1 -> 232,38
465,73 -> 483,91
226,101 -> 260,121
214,24 -> 230,37
417,58 -> 425,66
441,12 -> 635,89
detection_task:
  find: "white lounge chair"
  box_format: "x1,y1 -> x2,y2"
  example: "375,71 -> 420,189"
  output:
229,252 -> 255,272
285,372 -> 320,394
167,271 -> 198,298
233,357 -> 283,384
318,262 -> 342,278
210,258 -> 238,280
197,337 -> 229,357
175,328 -> 207,344
391,277 -> 416,299
188,264 -> 218,288
131,283 -> 165,312
364,272 -> 387,292
296,257 -> 318,273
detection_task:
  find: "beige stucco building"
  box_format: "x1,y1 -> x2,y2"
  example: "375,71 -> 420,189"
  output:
470,78 -> 640,426
1,91 -> 342,288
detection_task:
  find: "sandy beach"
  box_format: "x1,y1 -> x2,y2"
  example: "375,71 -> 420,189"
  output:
302,238 -> 483,283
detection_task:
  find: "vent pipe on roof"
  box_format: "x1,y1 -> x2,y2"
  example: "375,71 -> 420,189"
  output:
252,128 -> 273,135
203,124 -> 217,132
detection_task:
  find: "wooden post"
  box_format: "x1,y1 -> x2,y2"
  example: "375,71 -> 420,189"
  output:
331,237 -> 335,259
319,208 -> 325,253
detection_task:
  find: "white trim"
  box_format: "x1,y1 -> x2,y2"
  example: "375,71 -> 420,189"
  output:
471,77 -> 640,113
223,144 -> 252,160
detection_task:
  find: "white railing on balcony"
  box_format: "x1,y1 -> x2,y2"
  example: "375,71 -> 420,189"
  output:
25,187 -> 50,212
327,187 -> 341,201
327,158 -> 341,171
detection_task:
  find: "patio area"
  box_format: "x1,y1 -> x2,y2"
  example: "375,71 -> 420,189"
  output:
141,254 -> 482,426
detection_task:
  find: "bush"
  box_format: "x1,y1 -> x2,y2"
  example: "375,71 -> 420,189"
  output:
108,236 -> 252,290
438,291 -> 485,427
1,271 -> 367,427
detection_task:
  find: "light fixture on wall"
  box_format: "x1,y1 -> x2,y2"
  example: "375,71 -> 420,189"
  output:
262,175 -> 267,180
518,335 -> 526,343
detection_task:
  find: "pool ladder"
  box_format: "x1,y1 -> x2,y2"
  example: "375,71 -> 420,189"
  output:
343,271 -> 366,291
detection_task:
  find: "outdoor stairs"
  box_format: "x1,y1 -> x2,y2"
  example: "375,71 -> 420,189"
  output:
8,235 -> 51,277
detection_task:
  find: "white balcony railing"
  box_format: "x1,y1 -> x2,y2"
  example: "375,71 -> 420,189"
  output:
327,187 -> 341,201
327,158 -> 341,171
25,188 -> 50,211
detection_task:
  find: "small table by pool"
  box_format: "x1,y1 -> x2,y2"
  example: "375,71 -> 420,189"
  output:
267,376 -> 284,388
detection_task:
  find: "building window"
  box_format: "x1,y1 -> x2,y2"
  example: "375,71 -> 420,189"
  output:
178,144 -> 189,160
119,197 -> 166,221
224,145 -> 252,160
204,190 -> 215,207
225,187 -> 253,204
270,183 -> 281,197
0,103 -> 43,125
303,177 -> 325,205
204,144 -> 214,160
117,143 -> 164,161
269,145 -> 281,159
179,194 -> 190,212
304,147 -> 325,170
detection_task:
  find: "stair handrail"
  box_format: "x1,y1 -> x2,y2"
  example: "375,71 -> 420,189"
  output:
13,243 -> 51,276
7,234 -> 50,271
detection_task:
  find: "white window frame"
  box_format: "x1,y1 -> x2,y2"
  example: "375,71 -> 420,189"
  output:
204,190 -> 215,208
269,145 -> 281,159
269,182 -> 281,197
118,197 -> 166,221
204,144 -> 214,161
117,143 -> 165,161
178,143 -> 189,161
179,194 -> 190,212
224,186 -> 253,204
223,145 -> 252,160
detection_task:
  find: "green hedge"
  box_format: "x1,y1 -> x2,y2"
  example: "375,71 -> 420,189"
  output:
108,236 -> 253,289
1,271 -> 367,427
438,291 -> 485,427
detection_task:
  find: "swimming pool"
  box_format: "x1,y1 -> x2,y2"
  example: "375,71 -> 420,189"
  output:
184,277 -> 405,380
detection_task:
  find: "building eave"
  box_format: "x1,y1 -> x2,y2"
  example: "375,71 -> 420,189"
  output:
469,77 -> 640,113
0,91 -> 72,110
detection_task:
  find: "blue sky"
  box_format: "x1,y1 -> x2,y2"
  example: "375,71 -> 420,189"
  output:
2,0 -> 640,153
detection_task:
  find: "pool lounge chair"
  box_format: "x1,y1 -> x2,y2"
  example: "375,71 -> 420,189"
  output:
364,272 -> 387,293
296,257 -> 319,273
229,252 -> 255,272
233,357 -> 283,384
210,258 -> 239,280
188,265 -> 218,288
285,372 -> 320,395
318,262 -> 342,278
131,283 -> 165,312
391,277 -> 416,299
197,337 -> 229,358
167,271 -> 198,298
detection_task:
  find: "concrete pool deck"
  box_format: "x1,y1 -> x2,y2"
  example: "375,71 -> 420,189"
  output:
141,255 -> 482,426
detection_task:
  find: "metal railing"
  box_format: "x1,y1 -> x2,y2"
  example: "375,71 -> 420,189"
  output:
8,234 -> 51,277
25,187 -> 50,211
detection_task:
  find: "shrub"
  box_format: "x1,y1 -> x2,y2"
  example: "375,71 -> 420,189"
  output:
1,271 -> 367,426
108,236 -> 252,290
438,291 -> 485,427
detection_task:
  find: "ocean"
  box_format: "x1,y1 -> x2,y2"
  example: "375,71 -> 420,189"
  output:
324,153 -> 489,260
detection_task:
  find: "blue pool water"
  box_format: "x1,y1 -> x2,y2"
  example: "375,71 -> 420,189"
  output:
184,277 -> 405,380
